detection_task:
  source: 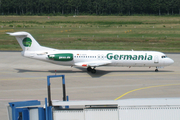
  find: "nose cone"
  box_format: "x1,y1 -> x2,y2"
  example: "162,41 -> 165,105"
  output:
166,58 -> 174,66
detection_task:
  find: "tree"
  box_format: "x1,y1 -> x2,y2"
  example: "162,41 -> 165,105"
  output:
116,0 -> 124,14
86,0 -> 93,14
164,0 -> 171,15
68,0 -> 82,15
0,0 -> 180,15
124,0 -> 134,15
177,0 -> 180,14
170,0 -> 177,14
106,0 -> 115,14
152,0 -> 165,15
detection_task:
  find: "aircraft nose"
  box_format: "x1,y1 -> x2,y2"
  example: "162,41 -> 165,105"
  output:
166,58 -> 174,65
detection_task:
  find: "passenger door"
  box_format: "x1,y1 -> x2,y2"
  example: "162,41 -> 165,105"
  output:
154,55 -> 159,63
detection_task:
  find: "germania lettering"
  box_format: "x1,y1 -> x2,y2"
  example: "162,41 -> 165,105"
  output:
107,53 -> 152,60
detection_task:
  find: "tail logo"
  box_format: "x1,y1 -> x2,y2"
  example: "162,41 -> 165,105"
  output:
23,37 -> 32,47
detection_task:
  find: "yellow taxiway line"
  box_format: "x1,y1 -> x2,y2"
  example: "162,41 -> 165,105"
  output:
114,83 -> 180,100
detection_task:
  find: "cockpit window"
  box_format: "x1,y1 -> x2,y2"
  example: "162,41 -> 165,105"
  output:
161,56 -> 167,58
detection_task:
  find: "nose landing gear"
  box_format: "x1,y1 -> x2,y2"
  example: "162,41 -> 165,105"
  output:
155,67 -> 158,72
87,67 -> 96,74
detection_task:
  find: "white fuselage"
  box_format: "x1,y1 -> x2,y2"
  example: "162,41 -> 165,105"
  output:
22,48 -> 174,68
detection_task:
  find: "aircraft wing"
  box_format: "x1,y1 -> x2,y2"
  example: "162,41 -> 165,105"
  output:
74,61 -> 111,67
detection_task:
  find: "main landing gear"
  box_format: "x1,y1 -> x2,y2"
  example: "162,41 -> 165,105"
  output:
87,67 -> 96,74
155,67 -> 158,72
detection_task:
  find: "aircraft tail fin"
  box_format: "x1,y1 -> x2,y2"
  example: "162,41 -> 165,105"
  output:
7,32 -> 43,51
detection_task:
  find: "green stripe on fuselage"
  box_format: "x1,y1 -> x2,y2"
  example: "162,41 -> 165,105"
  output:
48,53 -> 73,61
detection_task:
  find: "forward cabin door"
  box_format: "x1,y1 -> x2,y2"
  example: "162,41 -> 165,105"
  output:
154,55 -> 159,63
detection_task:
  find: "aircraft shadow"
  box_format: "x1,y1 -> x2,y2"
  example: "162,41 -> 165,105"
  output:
15,68 -> 174,78
88,70 -> 174,78
15,68 -> 106,78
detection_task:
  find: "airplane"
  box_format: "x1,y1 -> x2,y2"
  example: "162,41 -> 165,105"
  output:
7,32 -> 174,73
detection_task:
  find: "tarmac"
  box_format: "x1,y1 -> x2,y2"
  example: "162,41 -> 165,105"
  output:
0,51 -> 180,119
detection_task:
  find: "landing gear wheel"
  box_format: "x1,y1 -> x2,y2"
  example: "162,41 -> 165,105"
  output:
155,68 -> 158,72
91,69 -> 96,74
87,67 -> 92,72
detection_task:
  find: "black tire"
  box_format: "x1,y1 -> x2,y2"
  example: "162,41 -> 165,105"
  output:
91,69 -> 96,74
87,67 -> 92,72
